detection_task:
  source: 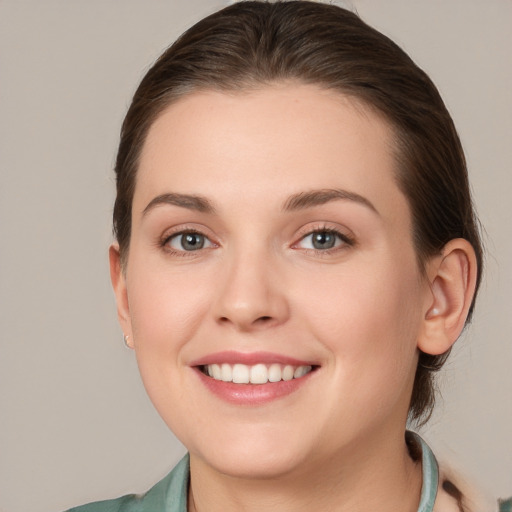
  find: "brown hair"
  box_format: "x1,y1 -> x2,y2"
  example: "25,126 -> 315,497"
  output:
113,0 -> 483,425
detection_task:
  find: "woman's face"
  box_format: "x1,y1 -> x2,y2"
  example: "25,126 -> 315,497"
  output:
113,84 -> 433,478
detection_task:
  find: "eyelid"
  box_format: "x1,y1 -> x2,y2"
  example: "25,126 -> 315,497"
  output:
168,232 -> 213,251
159,225 -> 218,255
292,223 -> 356,252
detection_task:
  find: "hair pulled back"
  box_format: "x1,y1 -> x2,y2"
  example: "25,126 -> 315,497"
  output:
113,0 -> 483,425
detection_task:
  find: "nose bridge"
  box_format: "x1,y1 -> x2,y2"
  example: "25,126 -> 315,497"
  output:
213,241 -> 289,330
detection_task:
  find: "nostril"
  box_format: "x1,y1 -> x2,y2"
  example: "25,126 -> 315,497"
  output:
256,316 -> 272,322
217,315 -> 275,329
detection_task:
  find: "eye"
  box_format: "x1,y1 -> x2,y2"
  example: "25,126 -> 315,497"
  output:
166,231 -> 213,252
297,229 -> 351,251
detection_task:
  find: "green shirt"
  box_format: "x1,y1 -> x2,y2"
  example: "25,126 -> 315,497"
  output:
66,432 -> 438,512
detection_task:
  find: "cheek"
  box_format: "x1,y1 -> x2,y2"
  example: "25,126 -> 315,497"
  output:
301,255 -> 423,382
126,259 -> 214,354
125,262 -> 215,428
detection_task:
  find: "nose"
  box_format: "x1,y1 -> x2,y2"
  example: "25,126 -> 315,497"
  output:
212,249 -> 290,332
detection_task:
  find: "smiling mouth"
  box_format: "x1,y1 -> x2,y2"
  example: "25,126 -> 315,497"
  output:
199,363 -> 315,384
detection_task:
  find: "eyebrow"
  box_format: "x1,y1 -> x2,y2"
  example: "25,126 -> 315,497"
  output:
282,188 -> 379,214
142,188 -> 377,217
142,193 -> 216,216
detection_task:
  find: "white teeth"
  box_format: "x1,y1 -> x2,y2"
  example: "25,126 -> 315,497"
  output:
211,364 -> 222,380
232,364 -> 250,384
250,364 -> 268,384
282,365 -> 294,381
221,363 -> 232,382
204,363 -> 313,384
294,366 -> 309,378
268,363 -> 282,382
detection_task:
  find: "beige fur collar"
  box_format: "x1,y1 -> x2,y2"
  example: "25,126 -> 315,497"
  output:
434,464 -> 496,512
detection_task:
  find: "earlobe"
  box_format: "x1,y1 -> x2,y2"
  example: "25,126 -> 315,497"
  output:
418,239 -> 478,356
109,244 -> 133,344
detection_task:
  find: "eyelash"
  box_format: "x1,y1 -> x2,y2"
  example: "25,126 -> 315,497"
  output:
159,225 -> 355,257
294,226 -> 355,255
160,228 -> 216,257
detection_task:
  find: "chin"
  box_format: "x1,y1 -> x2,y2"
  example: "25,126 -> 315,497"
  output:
202,451 -> 307,480
188,428 -> 313,480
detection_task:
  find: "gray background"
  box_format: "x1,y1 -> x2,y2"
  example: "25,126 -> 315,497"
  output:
0,1 -> 510,511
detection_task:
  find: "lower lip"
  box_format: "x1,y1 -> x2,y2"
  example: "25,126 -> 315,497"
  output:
194,368 -> 315,405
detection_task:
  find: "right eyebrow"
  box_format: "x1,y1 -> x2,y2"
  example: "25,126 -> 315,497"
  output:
282,188 -> 379,215
142,193 -> 216,216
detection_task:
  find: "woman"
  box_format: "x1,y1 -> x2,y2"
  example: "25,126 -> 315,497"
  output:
68,1 -> 492,510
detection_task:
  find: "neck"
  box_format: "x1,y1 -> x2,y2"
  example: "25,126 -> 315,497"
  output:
188,429 -> 422,512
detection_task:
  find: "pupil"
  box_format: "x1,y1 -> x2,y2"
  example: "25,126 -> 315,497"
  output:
182,233 -> 204,250
313,231 -> 335,249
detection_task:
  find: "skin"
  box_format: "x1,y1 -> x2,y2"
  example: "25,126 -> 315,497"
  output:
110,84 -> 477,512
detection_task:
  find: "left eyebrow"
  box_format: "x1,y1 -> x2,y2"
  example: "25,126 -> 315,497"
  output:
142,192 -> 216,216
282,188 -> 379,215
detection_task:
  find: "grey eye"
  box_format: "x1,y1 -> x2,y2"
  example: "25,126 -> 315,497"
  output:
311,231 -> 337,250
168,232 -> 211,251
297,230 -> 348,251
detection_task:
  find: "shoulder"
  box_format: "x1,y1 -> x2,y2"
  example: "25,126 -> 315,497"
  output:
66,494 -> 138,512
64,454 -> 190,512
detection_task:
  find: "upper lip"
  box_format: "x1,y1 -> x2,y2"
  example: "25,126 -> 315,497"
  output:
189,350 -> 317,367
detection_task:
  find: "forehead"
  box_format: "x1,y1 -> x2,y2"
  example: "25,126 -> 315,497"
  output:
136,84 -> 407,220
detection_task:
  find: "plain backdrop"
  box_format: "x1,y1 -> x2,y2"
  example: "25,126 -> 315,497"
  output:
0,1 -> 511,511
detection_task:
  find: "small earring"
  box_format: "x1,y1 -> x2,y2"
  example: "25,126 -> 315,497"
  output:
430,308 -> 440,316
123,334 -> 132,348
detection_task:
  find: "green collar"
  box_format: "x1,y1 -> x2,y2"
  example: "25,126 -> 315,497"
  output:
410,431 -> 439,512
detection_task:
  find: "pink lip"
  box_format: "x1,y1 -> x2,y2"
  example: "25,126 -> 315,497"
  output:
189,351 -> 318,406
193,368 -> 315,405
189,350 -> 314,367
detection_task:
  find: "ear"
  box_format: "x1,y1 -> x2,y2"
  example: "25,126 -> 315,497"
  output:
109,243 -> 134,349
418,239 -> 478,356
